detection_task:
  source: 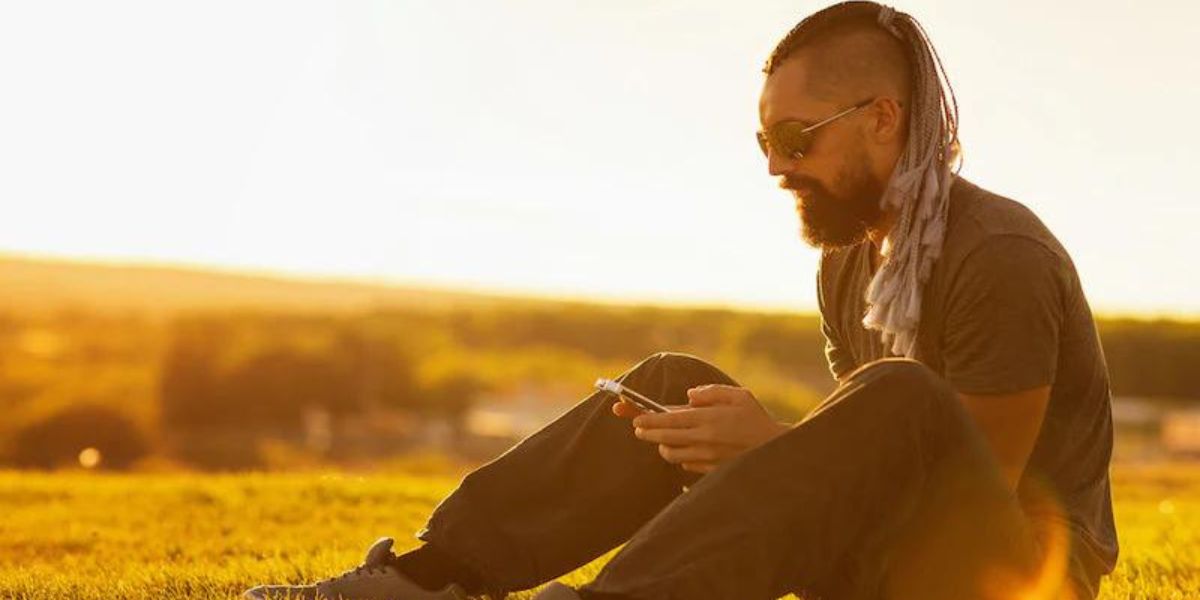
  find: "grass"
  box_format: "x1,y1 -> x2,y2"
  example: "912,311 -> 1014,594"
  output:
0,464 -> 1196,599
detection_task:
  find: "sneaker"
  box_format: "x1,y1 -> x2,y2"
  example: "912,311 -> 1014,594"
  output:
244,537 -> 492,600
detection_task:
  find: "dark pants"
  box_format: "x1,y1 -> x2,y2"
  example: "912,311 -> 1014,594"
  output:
415,352 -> 1100,599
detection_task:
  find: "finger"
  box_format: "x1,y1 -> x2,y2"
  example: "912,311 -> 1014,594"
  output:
686,384 -> 743,407
633,408 -> 704,430
638,407 -> 730,436
681,462 -> 718,474
635,425 -> 708,446
611,399 -> 643,418
658,443 -> 731,465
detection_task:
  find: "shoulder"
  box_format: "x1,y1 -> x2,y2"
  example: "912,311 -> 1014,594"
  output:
959,234 -> 1068,288
939,177 -> 1075,281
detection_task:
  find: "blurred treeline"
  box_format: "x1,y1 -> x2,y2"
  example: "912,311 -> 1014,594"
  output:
0,304 -> 830,470
1,304 -> 1197,471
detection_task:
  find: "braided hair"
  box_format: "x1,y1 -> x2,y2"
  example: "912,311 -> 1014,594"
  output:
765,2 -> 961,358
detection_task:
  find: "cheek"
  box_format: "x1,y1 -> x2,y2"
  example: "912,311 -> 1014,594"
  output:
796,157 -> 847,197
827,138 -> 874,193
800,137 -> 859,193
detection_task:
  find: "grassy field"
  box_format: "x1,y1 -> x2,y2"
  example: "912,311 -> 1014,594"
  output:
0,464 -> 1196,600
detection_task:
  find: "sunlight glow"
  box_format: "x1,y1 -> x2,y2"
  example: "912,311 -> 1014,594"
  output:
0,1 -> 1195,316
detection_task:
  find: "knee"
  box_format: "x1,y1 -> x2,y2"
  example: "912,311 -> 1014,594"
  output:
844,358 -> 955,406
803,359 -> 958,430
627,350 -> 705,374
846,357 -> 934,385
645,351 -> 734,382
623,351 -> 738,398
647,350 -> 712,371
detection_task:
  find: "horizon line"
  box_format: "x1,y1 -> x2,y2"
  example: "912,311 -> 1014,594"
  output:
3,248 -> 1198,323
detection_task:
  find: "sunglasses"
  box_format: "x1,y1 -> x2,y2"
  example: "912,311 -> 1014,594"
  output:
756,98 -> 875,160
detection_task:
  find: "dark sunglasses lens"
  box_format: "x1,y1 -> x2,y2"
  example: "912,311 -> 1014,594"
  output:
758,124 -> 812,159
775,124 -> 812,158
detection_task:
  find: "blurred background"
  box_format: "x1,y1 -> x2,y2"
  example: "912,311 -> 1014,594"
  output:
1,0 -> 1197,473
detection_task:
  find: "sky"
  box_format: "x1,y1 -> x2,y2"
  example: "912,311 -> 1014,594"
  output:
0,0 -> 1197,317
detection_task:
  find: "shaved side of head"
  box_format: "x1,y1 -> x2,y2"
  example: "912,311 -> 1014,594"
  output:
794,27 -> 912,107
764,2 -> 913,108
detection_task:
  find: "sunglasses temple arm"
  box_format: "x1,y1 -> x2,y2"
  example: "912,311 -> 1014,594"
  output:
802,98 -> 875,133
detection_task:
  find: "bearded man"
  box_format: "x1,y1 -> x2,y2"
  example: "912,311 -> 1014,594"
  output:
246,2 -> 1117,599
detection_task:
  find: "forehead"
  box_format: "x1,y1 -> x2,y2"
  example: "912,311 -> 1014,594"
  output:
758,58 -> 834,129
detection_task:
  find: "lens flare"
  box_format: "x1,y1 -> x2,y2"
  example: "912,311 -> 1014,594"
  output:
982,477 -> 1073,600
78,447 -> 102,469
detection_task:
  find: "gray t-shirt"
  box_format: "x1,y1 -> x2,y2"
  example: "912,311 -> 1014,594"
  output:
816,176 -> 1118,573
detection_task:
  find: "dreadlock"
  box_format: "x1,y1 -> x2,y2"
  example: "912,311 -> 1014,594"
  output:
765,2 -> 961,358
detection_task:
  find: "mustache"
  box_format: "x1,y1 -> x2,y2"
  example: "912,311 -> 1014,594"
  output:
780,176 -> 826,194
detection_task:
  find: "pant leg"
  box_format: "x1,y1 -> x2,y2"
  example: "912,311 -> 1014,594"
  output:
1064,544 -> 1104,600
414,351 -> 740,593
580,358 -> 1044,600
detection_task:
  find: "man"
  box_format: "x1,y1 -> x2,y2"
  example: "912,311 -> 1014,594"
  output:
245,2 -> 1117,599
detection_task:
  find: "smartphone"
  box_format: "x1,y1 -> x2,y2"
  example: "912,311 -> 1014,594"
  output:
594,378 -> 672,413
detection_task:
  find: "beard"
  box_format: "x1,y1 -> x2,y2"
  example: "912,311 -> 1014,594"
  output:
785,159 -> 885,249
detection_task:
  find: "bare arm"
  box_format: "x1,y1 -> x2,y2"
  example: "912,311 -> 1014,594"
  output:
957,385 -> 1051,491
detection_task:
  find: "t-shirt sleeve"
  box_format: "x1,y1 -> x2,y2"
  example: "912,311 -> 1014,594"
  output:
817,267 -> 857,382
942,235 -> 1066,395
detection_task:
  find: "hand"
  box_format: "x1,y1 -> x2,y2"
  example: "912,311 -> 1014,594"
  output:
628,384 -> 790,474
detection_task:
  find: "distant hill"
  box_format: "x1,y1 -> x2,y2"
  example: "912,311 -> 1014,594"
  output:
3,253 -> 1199,404
0,254 -> 554,316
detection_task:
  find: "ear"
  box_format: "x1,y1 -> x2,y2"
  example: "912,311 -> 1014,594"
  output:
868,96 -> 906,145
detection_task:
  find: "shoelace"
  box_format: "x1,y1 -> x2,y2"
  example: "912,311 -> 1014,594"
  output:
324,562 -> 394,582
339,544 -> 403,581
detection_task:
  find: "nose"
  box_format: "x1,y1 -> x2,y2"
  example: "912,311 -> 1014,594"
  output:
766,148 -> 796,178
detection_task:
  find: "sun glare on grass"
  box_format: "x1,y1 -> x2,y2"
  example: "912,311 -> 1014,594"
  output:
1159,499 -> 1177,515
78,447 -> 102,469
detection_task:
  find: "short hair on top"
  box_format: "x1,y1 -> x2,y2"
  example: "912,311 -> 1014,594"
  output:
763,1 -> 902,77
